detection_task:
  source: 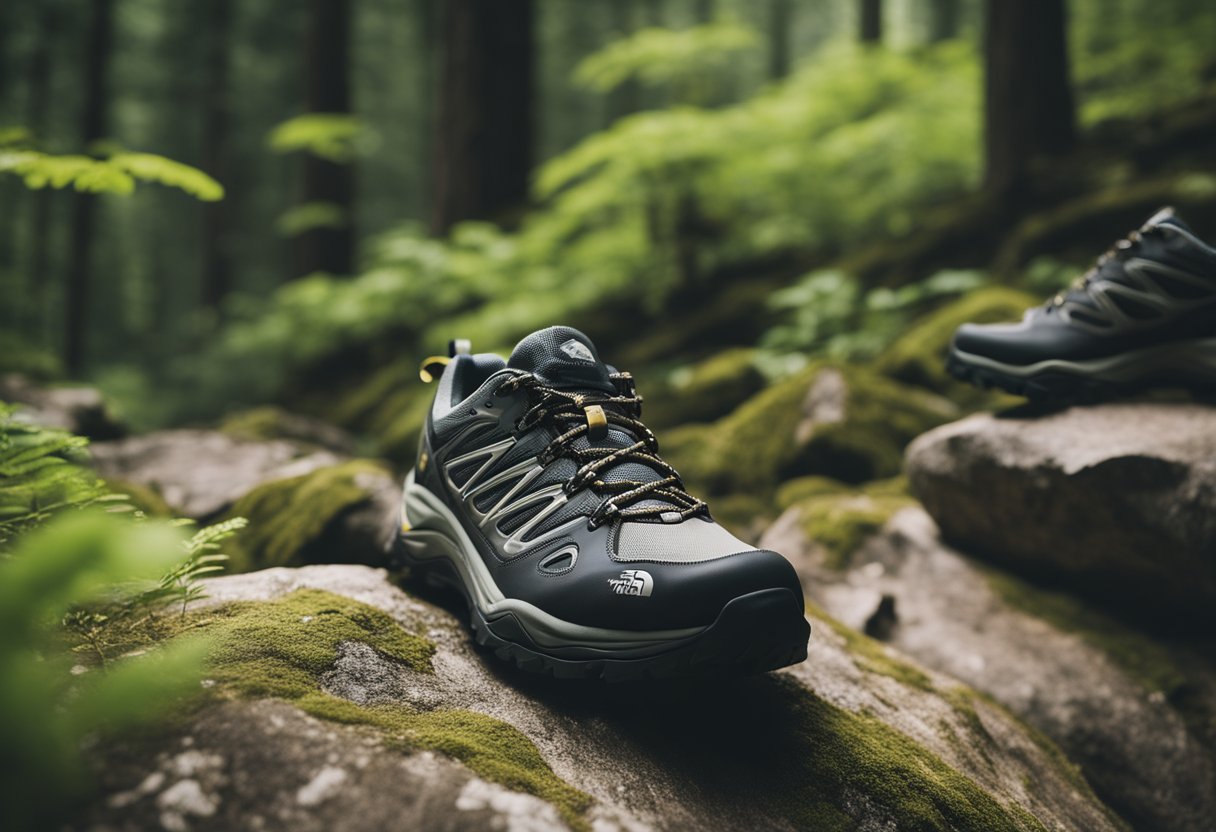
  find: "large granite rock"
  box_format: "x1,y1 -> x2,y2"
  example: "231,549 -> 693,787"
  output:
761,506 -> 1216,832
82,565 -> 1122,832
906,403 -> 1216,626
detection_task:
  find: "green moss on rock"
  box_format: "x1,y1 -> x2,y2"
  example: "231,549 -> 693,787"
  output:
178,589 -> 592,829
643,348 -> 767,428
808,602 -> 935,692
983,568 -> 1188,696
875,287 -> 1038,396
226,460 -> 389,572
664,363 -> 956,496
796,492 -> 913,570
776,476 -> 852,509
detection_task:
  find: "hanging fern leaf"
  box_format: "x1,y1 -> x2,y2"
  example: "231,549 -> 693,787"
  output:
0,145 -> 222,200
109,152 -> 224,201
267,114 -> 371,163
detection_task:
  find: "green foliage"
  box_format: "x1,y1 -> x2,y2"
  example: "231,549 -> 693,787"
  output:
0,511 -> 210,830
190,41 -> 982,422
763,268 -> 988,360
574,22 -> 759,100
0,403 -> 120,550
0,136 -> 223,200
1073,12 -> 1216,125
276,201 -> 348,237
268,114 -> 373,163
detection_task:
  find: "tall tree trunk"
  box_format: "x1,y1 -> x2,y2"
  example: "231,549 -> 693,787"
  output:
296,0 -> 355,276
606,0 -> 641,122
26,3 -> 58,345
431,0 -> 534,235
65,0 -> 114,375
983,0 -> 1076,199
200,0 -> 232,308
859,0 -> 882,43
928,0 -> 960,41
768,0 -> 792,79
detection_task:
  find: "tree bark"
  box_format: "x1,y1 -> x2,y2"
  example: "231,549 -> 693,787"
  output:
768,0 -> 792,79
65,0 -> 114,375
26,3 -> 57,345
296,0 -> 355,277
431,0 -> 534,235
859,0 -> 882,43
928,0 -> 960,42
983,0 -> 1076,199
201,0 -> 232,308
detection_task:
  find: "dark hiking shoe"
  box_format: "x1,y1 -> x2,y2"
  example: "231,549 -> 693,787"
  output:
947,207 -> 1216,400
390,325 -> 809,681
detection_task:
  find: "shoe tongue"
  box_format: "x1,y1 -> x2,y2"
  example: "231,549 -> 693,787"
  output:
1142,206 -> 1195,234
507,326 -> 615,392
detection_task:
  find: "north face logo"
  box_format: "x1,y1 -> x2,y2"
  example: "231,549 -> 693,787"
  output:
559,339 -> 594,363
608,569 -> 653,597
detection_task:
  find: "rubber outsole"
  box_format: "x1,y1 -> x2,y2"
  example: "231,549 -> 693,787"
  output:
946,349 -> 1119,402
387,533 -> 811,682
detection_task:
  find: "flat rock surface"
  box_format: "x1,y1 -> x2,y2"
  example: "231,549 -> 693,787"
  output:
90,430 -> 341,519
905,403 -> 1216,625
83,564 -> 1122,832
761,505 -> 1216,832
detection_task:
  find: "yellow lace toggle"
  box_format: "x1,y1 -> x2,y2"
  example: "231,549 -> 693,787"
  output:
419,355 -> 451,383
584,404 -> 608,441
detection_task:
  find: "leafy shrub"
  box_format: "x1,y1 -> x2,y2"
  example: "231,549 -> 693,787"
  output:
0,512 -> 213,830
0,402 -> 121,550
574,21 -> 760,102
762,268 -> 987,361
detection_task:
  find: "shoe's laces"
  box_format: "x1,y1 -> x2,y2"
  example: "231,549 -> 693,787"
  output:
495,372 -> 708,529
1048,225 -> 1161,309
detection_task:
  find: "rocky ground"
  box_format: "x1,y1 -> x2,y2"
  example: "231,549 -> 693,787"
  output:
7,349 -> 1209,831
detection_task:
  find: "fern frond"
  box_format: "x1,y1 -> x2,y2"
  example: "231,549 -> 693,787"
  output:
109,153 -> 224,201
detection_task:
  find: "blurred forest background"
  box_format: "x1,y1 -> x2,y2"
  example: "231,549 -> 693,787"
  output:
2,0 -> 1215,440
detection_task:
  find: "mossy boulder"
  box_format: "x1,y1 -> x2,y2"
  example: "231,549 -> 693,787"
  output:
225,460 -> 399,572
219,406 -> 356,455
769,506 -> 1216,832
82,564 -> 1123,831
766,477 -> 914,572
641,348 -> 767,429
875,286 -> 1038,397
665,362 -> 958,497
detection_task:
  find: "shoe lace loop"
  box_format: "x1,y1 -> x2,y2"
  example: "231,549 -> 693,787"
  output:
494,372 -> 708,529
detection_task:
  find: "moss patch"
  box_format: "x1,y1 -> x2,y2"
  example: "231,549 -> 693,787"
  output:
178,589 -> 592,829
663,362 -> 956,496
776,476 -> 912,570
808,601 -> 935,692
225,460 -> 388,572
643,348 -> 766,429
875,286 -> 1038,400
983,568 -> 1189,696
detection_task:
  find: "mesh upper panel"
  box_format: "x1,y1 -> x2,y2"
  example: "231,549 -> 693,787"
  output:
614,518 -> 753,563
